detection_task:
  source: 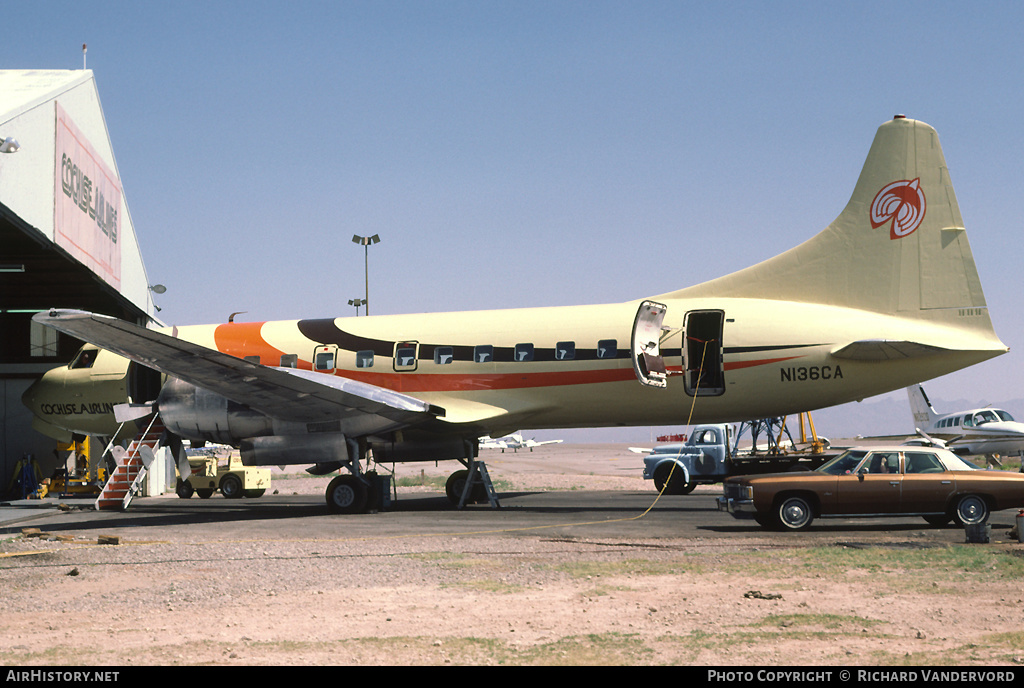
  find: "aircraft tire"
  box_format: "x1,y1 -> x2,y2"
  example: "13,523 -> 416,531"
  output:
326,475 -> 368,514
220,474 -> 244,499
445,470 -> 487,505
196,489 -> 214,499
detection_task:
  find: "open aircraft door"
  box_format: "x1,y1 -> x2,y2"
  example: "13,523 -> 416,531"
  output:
632,301 -> 668,388
683,309 -> 725,396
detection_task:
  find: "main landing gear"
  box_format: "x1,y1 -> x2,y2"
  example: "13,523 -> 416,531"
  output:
323,438 -> 500,513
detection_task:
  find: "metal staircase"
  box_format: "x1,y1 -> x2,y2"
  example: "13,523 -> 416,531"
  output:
94,414 -> 165,511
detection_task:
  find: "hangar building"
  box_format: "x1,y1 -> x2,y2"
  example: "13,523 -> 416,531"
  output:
0,69 -> 159,492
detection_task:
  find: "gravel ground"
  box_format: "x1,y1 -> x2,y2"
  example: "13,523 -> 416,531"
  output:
3,445 -> 1024,666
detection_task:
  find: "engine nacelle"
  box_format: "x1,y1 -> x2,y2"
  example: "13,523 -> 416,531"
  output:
240,434 -> 351,466
157,377 -> 274,445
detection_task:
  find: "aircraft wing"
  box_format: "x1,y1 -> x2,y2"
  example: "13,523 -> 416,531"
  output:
33,310 -> 443,429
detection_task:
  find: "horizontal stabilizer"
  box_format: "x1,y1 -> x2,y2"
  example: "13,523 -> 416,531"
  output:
831,340 -> 948,361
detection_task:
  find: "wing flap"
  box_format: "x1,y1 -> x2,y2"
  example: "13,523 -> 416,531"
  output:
34,309 -> 442,427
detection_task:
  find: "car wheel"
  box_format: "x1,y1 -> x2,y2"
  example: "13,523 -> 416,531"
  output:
953,495 -> 989,526
777,495 -> 813,530
653,464 -> 694,495
219,474 -> 243,499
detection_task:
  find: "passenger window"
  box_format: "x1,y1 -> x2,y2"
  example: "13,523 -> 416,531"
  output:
905,452 -> 944,474
515,343 -> 534,362
355,350 -> 374,368
556,341 -> 575,360
597,339 -> 617,359
474,345 -> 493,363
434,346 -> 453,365
279,354 -> 298,368
865,452 -> 899,474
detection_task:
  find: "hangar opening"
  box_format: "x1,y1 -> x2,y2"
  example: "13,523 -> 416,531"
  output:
0,70 -> 160,494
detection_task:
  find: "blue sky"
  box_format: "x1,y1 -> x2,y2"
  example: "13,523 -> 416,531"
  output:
5,1 -> 1024,413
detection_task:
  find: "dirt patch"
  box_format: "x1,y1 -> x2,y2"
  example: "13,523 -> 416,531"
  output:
3,450 -> 1024,666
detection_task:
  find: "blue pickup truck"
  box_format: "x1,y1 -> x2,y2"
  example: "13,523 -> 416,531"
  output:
641,423 -> 833,495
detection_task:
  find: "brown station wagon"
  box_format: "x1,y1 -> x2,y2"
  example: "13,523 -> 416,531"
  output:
717,446 -> 1024,530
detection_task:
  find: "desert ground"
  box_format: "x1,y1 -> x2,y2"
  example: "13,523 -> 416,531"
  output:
2,443 -> 1024,666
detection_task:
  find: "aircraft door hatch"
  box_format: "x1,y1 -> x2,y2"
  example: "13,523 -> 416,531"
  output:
683,310 -> 725,396
394,341 -> 419,371
632,300 -> 668,388
313,345 -> 338,373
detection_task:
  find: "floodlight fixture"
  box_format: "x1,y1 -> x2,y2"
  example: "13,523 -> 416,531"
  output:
351,234 -> 381,315
348,298 -> 366,316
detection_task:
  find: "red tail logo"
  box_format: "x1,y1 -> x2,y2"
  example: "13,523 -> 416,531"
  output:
870,178 -> 926,239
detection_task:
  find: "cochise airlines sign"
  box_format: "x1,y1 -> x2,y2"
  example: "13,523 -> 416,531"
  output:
54,102 -> 122,289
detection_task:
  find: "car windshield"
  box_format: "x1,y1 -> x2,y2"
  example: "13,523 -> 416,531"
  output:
818,450 -> 868,475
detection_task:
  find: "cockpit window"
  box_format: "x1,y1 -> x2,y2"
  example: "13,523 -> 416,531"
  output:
973,410 -> 1001,425
996,410 -> 1015,422
70,348 -> 98,369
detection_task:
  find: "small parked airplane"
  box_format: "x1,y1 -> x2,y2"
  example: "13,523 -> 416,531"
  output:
907,384 -> 1024,464
23,116 -> 1008,513
479,433 -> 563,452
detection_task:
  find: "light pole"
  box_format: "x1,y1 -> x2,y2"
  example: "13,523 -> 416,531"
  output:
348,298 -> 365,316
351,234 -> 380,315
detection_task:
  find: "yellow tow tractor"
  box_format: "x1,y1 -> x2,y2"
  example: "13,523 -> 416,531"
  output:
176,447 -> 271,499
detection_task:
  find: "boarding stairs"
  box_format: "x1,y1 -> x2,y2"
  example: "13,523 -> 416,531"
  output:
94,414 -> 165,511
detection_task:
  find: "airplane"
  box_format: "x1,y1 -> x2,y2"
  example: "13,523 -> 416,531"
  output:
906,384 -> 1024,464
479,433 -> 563,452
22,115 -> 1008,514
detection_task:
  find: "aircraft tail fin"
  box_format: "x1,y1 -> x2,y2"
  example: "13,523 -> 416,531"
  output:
908,384 -> 940,428
661,116 -> 999,342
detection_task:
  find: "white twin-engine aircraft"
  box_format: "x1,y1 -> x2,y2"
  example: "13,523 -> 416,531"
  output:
24,116 -> 1008,513
907,384 -> 1024,462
